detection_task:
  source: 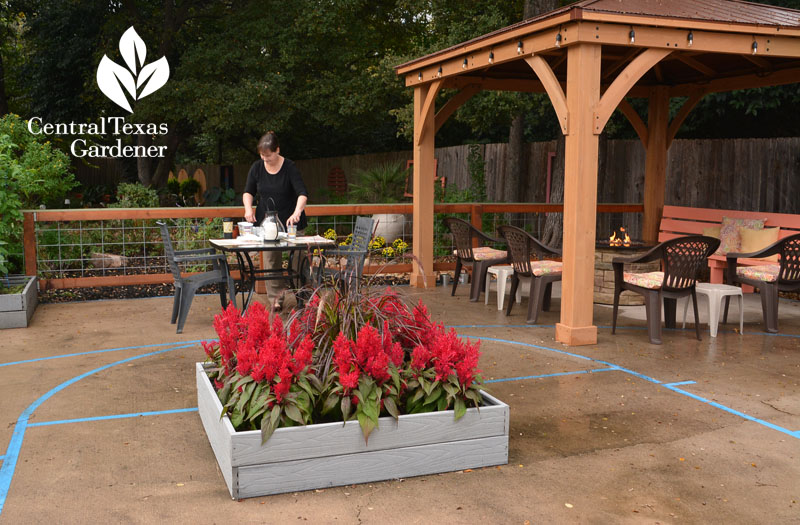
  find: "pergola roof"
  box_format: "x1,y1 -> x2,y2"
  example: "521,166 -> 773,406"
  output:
396,0 -> 800,98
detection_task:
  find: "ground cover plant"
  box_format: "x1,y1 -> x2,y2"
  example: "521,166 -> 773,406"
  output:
202,285 -> 484,444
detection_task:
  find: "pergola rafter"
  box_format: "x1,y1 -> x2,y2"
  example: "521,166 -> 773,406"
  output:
395,0 -> 800,346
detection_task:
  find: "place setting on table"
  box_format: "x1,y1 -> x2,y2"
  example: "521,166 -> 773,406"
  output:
209,218 -> 333,312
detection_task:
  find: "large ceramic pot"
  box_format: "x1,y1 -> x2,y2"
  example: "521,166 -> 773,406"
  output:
372,213 -> 406,243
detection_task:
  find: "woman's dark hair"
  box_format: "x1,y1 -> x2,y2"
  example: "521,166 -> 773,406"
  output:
257,131 -> 279,153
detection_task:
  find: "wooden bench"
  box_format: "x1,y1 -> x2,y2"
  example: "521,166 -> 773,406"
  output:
658,205 -> 800,288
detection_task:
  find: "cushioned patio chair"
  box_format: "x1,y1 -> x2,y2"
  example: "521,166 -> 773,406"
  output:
611,235 -> 720,345
312,216 -> 374,294
443,217 -> 510,302
158,222 -> 236,334
723,232 -> 800,333
497,225 -> 562,324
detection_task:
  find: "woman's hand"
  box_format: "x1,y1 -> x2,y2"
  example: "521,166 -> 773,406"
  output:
286,212 -> 301,226
244,208 -> 256,223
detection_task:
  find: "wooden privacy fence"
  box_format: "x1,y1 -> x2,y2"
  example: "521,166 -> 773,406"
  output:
22,203 -> 642,290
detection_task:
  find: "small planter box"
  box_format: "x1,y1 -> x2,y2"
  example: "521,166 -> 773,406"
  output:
0,275 -> 38,329
196,363 -> 509,500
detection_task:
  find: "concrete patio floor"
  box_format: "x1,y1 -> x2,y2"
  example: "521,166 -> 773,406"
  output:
1,283 -> 798,524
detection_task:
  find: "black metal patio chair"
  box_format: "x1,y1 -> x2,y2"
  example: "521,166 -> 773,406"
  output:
158,221 -> 236,334
312,216 -> 374,293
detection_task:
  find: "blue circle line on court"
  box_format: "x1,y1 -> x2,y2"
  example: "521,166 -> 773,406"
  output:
0,342 -> 196,515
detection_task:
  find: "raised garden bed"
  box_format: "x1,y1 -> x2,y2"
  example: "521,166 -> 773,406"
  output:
196,362 -> 509,500
0,275 -> 38,329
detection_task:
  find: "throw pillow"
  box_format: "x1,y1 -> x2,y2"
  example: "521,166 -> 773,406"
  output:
739,226 -> 780,262
702,225 -> 720,239
717,216 -> 766,254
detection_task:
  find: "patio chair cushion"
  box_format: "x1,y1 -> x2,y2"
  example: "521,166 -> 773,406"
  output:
530,260 -> 562,276
453,246 -> 507,261
623,271 -> 664,289
739,226 -> 780,262
718,216 -> 765,255
737,264 -> 779,282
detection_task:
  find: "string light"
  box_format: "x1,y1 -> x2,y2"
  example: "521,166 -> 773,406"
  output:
436,66 -> 442,77
752,40 -> 758,54
488,51 -> 494,64
555,32 -> 562,47
462,58 -> 468,69
517,41 -> 523,54
688,30 -> 694,47
418,72 -> 422,80
629,28 -> 636,44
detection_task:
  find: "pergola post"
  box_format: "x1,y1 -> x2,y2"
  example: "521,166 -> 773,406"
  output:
411,83 -> 437,288
555,43 -> 601,346
642,86 -> 670,243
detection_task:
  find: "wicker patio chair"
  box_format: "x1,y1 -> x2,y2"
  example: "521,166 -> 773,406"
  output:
443,217 -> 510,302
497,225 -> 563,324
611,235 -> 720,345
158,222 -> 236,334
723,232 -> 800,333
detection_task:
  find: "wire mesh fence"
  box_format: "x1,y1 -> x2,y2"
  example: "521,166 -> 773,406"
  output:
24,203 -> 644,287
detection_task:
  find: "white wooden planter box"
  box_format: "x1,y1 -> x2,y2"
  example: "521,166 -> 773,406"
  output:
196,362 -> 509,499
0,275 -> 38,329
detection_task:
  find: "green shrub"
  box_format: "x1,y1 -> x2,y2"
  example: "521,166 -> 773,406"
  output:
0,114 -> 77,274
110,182 -> 159,208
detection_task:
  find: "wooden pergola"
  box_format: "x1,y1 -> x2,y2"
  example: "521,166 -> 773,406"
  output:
395,0 -> 800,346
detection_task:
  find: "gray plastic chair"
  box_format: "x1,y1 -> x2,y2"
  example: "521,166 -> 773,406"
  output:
313,216 -> 374,293
158,222 -> 236,333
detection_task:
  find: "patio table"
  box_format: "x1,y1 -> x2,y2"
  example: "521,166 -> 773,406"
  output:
209,235 -> 334,312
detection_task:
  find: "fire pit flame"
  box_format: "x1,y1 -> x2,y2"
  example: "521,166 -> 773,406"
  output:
609,227 -> 631,247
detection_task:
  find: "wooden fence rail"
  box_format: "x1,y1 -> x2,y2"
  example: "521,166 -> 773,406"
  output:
23,202 -> 643,290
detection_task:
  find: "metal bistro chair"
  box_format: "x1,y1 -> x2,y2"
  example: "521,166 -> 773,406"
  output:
497,225 -> 563,324
723,232 -> 800,333
443,217 -> 510,302
313,216 -> 374,293
612,235 -> 719,345
158,222 -> 236,334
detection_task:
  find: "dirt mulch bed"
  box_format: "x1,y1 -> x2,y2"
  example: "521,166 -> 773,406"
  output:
38,275 -> 413,304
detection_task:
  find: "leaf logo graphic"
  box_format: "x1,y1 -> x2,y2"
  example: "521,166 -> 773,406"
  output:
96,27 -> 170,113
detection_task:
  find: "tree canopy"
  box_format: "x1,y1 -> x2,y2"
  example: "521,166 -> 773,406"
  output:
1,0 -> 799,182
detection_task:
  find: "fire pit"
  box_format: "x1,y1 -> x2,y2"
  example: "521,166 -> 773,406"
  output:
594,228 -> 659,305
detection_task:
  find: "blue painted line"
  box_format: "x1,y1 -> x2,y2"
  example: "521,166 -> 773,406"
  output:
472,335 -> 593,361
29,407 -> 199,427
664,381 -> 697,387
486,367 -> 616,383
593,361 -> 662,384
0,340 -> 212,368
0,343 -> 196,515
663,383 -> 800,439
467,335 -> 799,441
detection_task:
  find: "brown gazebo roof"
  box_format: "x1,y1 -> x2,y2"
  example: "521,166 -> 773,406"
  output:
396,0 -> 800,97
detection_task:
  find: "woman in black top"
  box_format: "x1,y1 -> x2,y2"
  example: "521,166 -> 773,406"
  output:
243,131 -> 308,311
